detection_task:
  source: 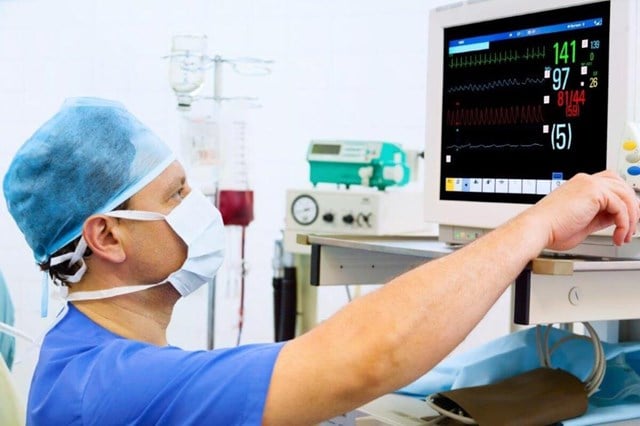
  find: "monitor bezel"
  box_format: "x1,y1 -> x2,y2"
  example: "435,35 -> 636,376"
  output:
424,0 -> 638,236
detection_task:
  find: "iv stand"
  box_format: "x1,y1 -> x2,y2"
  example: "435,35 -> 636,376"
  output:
167,41 -> 271,350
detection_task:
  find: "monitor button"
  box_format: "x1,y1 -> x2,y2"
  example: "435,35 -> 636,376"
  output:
626,152 -> 640,163
627,166 -> 640,176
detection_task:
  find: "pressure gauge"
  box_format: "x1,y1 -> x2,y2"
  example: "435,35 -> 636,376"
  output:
291,194 -> 319,226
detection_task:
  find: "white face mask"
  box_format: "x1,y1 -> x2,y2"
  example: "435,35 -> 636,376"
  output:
63,188 -> 225,302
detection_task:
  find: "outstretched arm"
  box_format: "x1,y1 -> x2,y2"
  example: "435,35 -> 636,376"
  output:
263,170 -> 639,426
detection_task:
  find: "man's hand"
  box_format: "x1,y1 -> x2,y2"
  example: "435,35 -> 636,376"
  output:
529,170 -> 640,251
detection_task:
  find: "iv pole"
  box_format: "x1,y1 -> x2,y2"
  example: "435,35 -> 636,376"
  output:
166,39 -> 272,349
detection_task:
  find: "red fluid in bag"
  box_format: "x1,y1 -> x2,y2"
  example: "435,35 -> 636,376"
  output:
218,189 -> 254,226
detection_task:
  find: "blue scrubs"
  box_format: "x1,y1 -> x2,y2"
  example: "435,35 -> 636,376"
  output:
28,304 -> 285,425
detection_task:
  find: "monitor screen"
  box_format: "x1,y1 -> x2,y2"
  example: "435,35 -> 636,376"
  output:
424,0 -> 639,253
441,1 -> 609,205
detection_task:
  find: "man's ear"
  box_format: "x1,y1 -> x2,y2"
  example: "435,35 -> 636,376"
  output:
82,216 -> 126,263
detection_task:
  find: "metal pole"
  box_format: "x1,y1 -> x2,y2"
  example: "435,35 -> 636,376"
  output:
207,276 -> 216,349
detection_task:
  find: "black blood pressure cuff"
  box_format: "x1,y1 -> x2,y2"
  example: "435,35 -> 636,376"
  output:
426,367 -> 588,425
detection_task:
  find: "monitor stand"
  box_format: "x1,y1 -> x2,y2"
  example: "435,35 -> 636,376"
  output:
438,225 -> 640,260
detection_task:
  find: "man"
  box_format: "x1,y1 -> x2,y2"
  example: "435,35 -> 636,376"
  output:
4,97 -> 639,425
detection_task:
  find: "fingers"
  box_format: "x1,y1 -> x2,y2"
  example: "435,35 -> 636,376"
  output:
614,175 -> 638,242
596,170 -> 639,245
543,170 -> 640,251
609,197 -> 631,246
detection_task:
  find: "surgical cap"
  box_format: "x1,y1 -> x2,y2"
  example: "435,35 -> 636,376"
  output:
3,97 -> 174,264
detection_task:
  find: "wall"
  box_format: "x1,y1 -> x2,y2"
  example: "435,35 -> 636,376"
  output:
0,0 -> 512,407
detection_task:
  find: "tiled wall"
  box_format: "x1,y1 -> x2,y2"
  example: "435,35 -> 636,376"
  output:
0,0 -> 508,403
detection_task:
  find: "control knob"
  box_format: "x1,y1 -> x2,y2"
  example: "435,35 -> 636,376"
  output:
342,214 -> 355,225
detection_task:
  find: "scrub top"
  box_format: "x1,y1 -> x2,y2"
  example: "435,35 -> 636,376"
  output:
27,304 -> 285,425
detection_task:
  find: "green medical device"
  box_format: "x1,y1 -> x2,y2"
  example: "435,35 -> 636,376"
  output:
307,140 -> 411,190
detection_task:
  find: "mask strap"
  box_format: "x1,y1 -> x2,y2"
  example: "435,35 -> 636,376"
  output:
69,237 -> 87,266
49,237 -> 89,284
48,209 -> 165,288
61,282 -> 166,302
104,210 -> 165,221
43,212 -> 166,310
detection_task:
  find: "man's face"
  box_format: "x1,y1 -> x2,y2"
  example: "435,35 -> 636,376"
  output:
119,161 -> 191,284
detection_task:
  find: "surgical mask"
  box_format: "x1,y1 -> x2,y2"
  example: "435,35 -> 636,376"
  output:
61,188 -> 225,302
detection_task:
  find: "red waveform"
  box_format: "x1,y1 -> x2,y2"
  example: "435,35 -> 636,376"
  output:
446,105 -> 545,126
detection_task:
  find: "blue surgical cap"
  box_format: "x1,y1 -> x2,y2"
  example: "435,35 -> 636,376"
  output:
3,97 -> 174,264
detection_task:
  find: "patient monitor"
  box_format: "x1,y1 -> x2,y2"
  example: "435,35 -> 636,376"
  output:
424,0 -> 640,258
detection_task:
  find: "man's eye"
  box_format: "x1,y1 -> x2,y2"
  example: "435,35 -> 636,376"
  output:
171,188 -> 186,200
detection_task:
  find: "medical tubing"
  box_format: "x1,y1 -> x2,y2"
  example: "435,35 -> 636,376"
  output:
235,226 -> 247,347
535,322 -> 606,396
582,322 -> 606,395
425,399 -> 477,424
0,321 -> 38,345
0,320 -> 44,367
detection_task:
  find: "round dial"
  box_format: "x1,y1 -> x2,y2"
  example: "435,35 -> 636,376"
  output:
291,194 -> 319,226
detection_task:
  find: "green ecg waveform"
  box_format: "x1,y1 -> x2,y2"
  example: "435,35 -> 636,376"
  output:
449,46 -> 546,69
